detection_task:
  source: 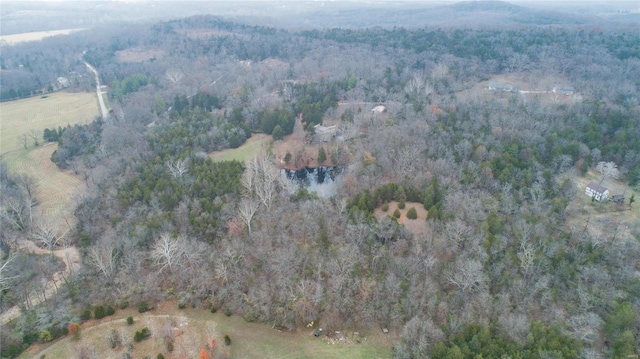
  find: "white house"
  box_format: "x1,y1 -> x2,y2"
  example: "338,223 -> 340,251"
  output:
585,181 -> 609,201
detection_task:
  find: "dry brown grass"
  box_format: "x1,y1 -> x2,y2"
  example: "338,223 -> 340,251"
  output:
374,201 -> 430,238
0,28 -> 85,45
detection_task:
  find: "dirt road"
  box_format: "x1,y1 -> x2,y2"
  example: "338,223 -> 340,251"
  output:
83,60 -> 108,119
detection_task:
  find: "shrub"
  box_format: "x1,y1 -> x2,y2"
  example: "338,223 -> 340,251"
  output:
166,340 -> 174,352
407,207 -> 418,219
80,309 -> 91,321
224,335 -> 231,346
393,209 -> 401,218
178,302 -> 187,309
118,300 -> 129,309
94,305 -> 105,319
224,308 -> 233,317
106,305 -> 116,316
38,330 -> 53,343
0,343 -> 22,358
210,306 -> 218,314
68,322 -> 81,340
138,301 -> 151,313
157,354 -> 165,359
109,329 -> 121,349
133,327 -> 151,342
126,316 -> 134,325
381,203 -> 389,212
398,200 -> 405,209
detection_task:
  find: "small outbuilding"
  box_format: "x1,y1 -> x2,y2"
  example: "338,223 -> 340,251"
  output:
611,194 -> 625,204
371,105 -> 386,114
585,181 -> 609,201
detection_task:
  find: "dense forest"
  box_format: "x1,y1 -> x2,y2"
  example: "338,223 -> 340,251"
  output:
1,5 -> 639,359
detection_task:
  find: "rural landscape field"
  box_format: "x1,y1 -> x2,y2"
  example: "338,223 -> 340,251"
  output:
1,92 -> 98,222
1,1 -> 639,358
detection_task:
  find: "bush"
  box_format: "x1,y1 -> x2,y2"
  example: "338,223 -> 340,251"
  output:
133,327 -> 151,342
106,305 -> 116,316
38,330 -> 53,343
68,322 -> 81,340
224,308 -> 233,317
157,354 -> 165,359
94,305 -> 105,319
109,329 -> 121,349
381,203 -> 389,212
398,200 -> 405,209
224,335 -> 231,346
393,209 -> 401,218
166,341 -> 174,352
80,309 -> 91,321
0,343 -> 22,358
117,300 -> 129,309
138,301 -> 151,313
126,316 -> 134,325
210,306 -> 218,314
407,207 -> 418,219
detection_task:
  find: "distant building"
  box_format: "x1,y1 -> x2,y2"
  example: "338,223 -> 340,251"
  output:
552,85 -> 575,95
314,124 -> 337,142
371,105 -> 386,114
585,181 -> 609,201
487,81 -> 514,92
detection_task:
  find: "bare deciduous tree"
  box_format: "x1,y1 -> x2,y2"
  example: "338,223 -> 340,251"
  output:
167,158 -> 189,178
151,233 -> 186,273
237,196 -> 259,233
0,252 -> 18,291
88,241 -> 119,280
32,222 -> 69,255
596,161 -> 620,184
166,69 -> 184,84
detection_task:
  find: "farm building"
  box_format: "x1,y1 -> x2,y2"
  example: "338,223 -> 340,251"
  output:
371,105 -> 386,114
314,124 -> 337,142
611,194 -> 625,204
487,81 -> 514,92
585,181 -> 609,201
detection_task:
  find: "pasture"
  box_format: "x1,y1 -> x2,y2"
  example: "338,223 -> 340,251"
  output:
0,92 -> 98,222
23,304 -> 395,359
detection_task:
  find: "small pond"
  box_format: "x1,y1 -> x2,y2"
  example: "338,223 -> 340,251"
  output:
281,166 -> 343,198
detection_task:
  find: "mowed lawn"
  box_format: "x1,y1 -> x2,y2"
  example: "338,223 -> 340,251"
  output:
0,92 -> 99,222
209,133 -> 272,162
23,304 -> 395,359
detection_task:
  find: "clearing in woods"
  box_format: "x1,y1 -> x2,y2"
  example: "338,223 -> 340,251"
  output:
0,91 -> 98,221
22,303 -> 395,359
209,133 -> 272,163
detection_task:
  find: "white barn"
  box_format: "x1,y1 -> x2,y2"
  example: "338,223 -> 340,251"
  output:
585,181 -> 609,201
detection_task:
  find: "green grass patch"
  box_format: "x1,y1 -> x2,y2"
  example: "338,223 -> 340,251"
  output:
209,133 -> 271,162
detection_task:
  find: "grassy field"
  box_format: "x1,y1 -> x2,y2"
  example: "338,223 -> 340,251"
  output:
209,133 -> 272,162
22,303 -> 395,359
0,91 -> 98,222
0,28 -> 85,45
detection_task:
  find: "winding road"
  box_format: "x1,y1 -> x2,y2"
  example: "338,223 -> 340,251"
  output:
83,60 -> 108,119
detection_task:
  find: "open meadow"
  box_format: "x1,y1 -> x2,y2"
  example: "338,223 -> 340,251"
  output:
0,91 -> 98,222
22,303 -> 395,359
0,28 -> 85,45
